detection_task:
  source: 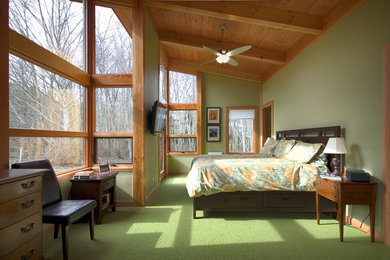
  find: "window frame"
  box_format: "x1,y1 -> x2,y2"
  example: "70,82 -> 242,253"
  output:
167,71 -> 201,155
225,106 -> 259,155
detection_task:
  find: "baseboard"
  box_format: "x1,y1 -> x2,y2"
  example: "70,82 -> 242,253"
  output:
145,182 -> 161,203
168,171 -> 187,176
116,201 -> 136,207
346,216 -> 383,241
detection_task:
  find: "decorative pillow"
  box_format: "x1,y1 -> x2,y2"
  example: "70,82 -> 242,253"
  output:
273,139 -> 296,158
285,141 -> 323,163
259,137 -> 279,157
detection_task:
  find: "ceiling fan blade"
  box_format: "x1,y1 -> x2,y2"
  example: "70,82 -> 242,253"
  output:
200,58 -> 216,66
227,58 -> 238,66
202,46 -> 220,56
226,45 -> 252,56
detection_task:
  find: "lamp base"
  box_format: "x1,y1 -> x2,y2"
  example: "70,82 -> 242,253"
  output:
330,157 -> 341,177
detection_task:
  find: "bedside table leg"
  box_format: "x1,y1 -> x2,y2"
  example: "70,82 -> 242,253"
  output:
370,203 -> 375,242
339,202 -> 344,242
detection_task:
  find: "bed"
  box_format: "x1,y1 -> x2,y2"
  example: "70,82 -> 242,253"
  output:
187,126 -> 340,218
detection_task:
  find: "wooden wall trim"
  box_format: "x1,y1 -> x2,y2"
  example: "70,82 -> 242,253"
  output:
9,129 -> 88,138
196,72 -> 202,154
383,42 -> 390,246
133,0 -> 145,206
261,101 -> 274,147
92,74 -> 133,86
0,0 -> 9,168
9,29 -> 90,86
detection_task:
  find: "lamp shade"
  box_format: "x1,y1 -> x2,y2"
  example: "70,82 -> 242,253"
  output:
323,137 -> 347,154
216,54 -> 229,64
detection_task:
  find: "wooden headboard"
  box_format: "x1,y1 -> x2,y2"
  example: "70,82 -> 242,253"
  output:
276,126 -> 341,145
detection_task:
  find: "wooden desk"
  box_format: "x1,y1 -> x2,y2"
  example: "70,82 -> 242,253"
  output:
0,169 -> 45,260
70,172 -> 118,224
315,175 -> 376,242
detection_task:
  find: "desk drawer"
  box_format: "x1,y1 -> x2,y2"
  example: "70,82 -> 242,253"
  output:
0,213 -> 42,257
316,178 -> 338,202
0,176 -> 41,203
103,178 -> 115,190
0,192 -> 41,228
1,235 -> 41,260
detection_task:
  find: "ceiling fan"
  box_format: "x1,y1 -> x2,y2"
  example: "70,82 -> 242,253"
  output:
201,24 -> 252,66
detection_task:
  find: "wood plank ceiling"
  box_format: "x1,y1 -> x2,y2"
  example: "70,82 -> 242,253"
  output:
144,0 -> 365,83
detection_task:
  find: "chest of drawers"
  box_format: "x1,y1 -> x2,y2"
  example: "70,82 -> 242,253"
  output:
0,169 -> 45,260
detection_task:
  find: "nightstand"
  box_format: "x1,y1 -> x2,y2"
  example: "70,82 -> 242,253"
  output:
315,175 -> 376,242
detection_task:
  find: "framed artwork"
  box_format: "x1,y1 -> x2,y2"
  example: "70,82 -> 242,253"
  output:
207,125 -> 220,142
206,107 -> 221,124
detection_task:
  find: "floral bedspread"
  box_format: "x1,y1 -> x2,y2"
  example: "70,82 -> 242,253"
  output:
186,155 -> 319,197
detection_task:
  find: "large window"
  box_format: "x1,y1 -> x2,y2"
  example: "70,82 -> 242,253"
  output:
226,106 -> 258,154
9,55 -> 86,172
9,0 -> 84,69
168,71 -> 199,154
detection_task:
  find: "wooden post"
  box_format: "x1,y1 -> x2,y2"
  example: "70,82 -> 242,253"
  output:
84,0 -> 95,167
383,42 -> 390,245
133,0 -> 145,206
0,0 -> 9,168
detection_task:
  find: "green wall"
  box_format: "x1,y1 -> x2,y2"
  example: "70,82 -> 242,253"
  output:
262,0 -> 390,232
167,73 -> 260,173
144,10 -> 160,196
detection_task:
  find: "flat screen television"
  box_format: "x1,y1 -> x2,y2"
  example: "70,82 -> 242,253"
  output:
150,101 -> 167,134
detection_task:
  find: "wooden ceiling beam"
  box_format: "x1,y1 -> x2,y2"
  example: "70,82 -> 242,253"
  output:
94,0 -> 133,9
159,31 -> 285,65
145,1 -> 322,35
168,59 -> 262,83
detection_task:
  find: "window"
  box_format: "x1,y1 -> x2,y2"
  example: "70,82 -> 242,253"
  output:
226,106 -> 258,154
9,0 -> 84,69
95,6 -> 133,74
9,54 -> 85,131
168,71 -> 200,154
9,55 -> 86,173
94,88 -> 133,164
159,65 -> 167,104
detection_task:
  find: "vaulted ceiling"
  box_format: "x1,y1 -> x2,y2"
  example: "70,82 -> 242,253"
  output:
105,0 -> 365,83
144,0 -> 365,83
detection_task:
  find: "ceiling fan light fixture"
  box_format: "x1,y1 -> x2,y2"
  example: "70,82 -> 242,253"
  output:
216,54 -> 229,64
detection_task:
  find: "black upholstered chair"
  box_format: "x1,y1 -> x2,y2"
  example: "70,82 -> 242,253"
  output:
12,159 -> 97,260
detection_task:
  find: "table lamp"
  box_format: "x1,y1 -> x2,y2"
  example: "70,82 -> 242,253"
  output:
323,137 -> 347,176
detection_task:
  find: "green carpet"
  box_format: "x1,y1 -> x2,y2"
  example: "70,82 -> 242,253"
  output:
44,175 -> 390,259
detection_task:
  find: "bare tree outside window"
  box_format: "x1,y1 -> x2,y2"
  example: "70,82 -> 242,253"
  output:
9,0 -> 84,69
95,6 -> 133,74
229,119 -> 254,153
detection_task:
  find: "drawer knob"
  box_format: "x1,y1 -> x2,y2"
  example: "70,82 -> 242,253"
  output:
21,199 -> 34,209
21,249 -> 34,260
20,223 -> 34,233
21,181 -> 35,189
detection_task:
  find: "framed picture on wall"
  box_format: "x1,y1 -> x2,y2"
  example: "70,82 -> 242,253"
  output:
206,107 -> 221,124
207,125 -> 220,142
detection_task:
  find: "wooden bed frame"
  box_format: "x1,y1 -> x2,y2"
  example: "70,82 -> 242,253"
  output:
192,126 -> 341,219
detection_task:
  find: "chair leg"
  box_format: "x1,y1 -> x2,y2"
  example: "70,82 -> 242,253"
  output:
54,224 -> 60,239
61,224 -> 69,260
89,211 -> 95,240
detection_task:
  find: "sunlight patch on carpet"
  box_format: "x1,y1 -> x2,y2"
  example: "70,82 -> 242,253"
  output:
190,219 -> 285,246
124,206 -> 183,248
